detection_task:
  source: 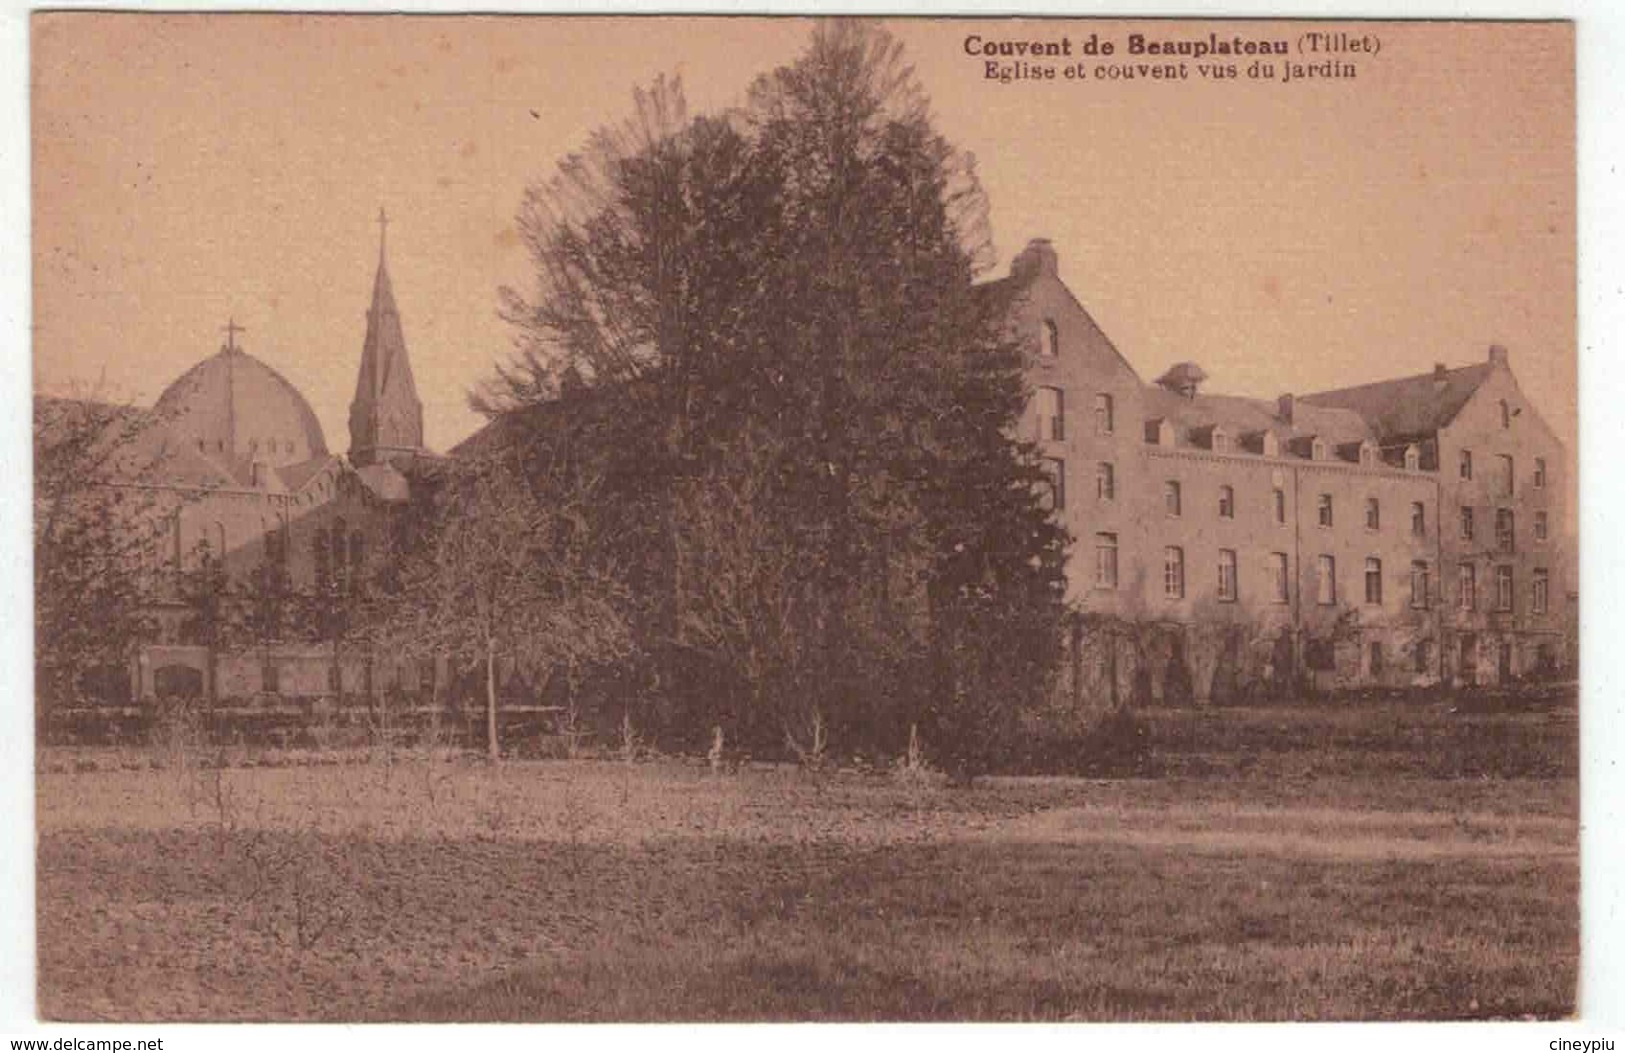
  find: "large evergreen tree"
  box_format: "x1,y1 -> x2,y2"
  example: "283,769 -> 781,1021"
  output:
486,22 -> 1068,773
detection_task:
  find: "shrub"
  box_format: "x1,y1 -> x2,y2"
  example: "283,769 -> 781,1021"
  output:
1007,707 -> 1155,778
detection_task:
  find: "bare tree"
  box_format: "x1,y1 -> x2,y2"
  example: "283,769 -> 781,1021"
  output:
33,387 -> 187,724
390,443 -> 632,762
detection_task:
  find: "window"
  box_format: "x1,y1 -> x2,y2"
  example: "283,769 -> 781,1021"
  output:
1165,481 -> 1182,517
314,528 -> 331,586
1460,506 -> 1475,542
1415,639 -> 1433,674
1317,493 -> 1333,528
1036,386 -> 1065,441
1534,457 -> 1547,489
1500,399 -> 1511,429
1498,454 -> 1514,497
1212,429 -> 1230,453
1261,552 -> 1287,601
1042,319 -> 1060,357
1273,488 -> 1287,525
1095,393 -> 1114,434
1364,557 -> 1383,605
1164,547 -> 1186,599
1535,511 -> 1548,541
1460,449 -> 1473,480
1365,497 -> 1380,531
349,532 -> 365,574
1316,555 -> 1337,606
264,526 -> 286,567
1042,458 -> 1066,511
1411,502 -> 1426,537
1311,439 -> 1327,462
1218,485 -> 1235,519
1404,445 -> 1420,470
1369,642 -> 1385,678
1360,444 -> 1376,467
1218,549 -> 1238,602
1495,565 -> 1514,612
1458,563 -> 1476,611
1094,533 -> 1119,589
1096,462 -> 1115,501
1496,508 -> 1515,553
1411,561 -> 1430,609
1533,568 -> 1549,614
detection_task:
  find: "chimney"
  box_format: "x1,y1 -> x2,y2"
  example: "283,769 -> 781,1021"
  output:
1010,238 -> 1059,281
1434,363 -> 1448,380
1488,344 -> 1509,367
1277,393 -> 1294,425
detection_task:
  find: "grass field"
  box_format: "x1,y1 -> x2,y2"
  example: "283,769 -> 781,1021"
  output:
35,695 -> 1579,1021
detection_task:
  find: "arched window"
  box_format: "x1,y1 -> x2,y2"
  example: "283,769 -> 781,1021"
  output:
1042,319 -> 1060,358
1499,400 -> 1511,429
1364,557 -> 1383,605
1163,547 -> 1185,599
313,527 -> 331,586
331,518 -> 348,580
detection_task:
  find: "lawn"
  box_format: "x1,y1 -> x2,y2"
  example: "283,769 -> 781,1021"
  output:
35,695 -> 1579,1021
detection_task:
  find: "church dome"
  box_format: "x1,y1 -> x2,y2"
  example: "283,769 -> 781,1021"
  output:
152,341 -> 329,469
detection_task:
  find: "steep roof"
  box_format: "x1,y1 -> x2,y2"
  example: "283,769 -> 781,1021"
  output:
1300,362 -> 1495,442
349,219 -> 425,461
1140,385 -> 1372,449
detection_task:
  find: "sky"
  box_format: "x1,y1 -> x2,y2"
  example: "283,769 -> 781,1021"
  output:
32,16 -> 1574,476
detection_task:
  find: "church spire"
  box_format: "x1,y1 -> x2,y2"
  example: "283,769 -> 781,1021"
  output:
348,208 -> 425,468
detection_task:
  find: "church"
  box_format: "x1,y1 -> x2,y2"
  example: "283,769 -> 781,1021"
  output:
94,213 -> 437,703
46,224 -> 1572,712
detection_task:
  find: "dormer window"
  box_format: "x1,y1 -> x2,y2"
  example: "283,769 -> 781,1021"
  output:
1311,439 -> 1327,462
1359,442 -> 1377,467
1042,319 -> 1060,358
1261,432 -> 1280,458
1404,445 -> 1420,471
1211,428 -> 1230,453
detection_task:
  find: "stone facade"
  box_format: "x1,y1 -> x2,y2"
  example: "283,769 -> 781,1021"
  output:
996,239 -> 1570,703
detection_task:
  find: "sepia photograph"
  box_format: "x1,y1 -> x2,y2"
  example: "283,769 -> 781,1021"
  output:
25,12 -> 1586,1024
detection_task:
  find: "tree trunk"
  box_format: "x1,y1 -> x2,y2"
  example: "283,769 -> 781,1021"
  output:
485,632 -> 500,764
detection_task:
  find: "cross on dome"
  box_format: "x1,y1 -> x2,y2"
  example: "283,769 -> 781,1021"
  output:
221,318 -> 246,352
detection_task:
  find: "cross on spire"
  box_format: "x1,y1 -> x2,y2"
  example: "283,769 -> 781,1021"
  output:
222,317 -> 246,352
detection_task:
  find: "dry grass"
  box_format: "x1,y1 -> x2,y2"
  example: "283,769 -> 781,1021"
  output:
35,698 -> 1578,1021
